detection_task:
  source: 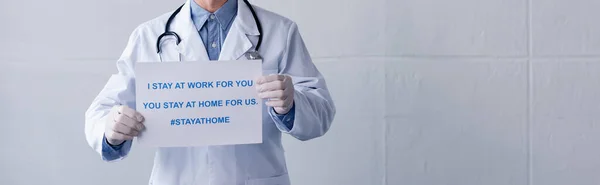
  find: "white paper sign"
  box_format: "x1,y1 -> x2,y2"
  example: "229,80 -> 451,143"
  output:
134,60 -> 263,147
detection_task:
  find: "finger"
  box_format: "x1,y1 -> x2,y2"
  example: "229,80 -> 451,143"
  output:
258,90 -> 285,99
115,114 -> 145,131
113,121 -> 140,136
283,75 -> 293,84
256,81 -> 285,93
118,106 -> 144,122
107,130 -> 134,141
265,100 -> 286,107
283,84 -> 294,95
256,75 -> 285,85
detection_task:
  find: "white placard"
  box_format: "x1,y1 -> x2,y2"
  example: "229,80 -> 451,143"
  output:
134,60 -> 263,147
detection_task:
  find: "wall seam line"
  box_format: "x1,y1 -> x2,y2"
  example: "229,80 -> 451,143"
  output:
527,0 -> 534,184
527,57 -> 534,185
382,0 -> 388,184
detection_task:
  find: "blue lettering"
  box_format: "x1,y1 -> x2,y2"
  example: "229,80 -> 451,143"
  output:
150,82 -> 173,90
186,101 -> 196,108
170,117 -> 230,126
226,99 -> 243,106
244,98 -> 257,105
216,81 -> 234,88
143,102 -> 160,109
175,82 -> 184,89
187,81 -> 215,89
198,100 -> 223,107
163,102 -> 184,109
235,80 -> 253,87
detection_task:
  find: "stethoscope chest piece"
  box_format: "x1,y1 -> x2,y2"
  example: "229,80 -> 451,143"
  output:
245,51 -> 262,60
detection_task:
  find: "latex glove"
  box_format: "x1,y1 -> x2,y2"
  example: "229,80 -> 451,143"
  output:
104,105 -> 145,146
256,74 -> 295,114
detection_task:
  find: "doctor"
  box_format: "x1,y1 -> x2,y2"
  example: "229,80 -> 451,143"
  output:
84,0 -> 335,184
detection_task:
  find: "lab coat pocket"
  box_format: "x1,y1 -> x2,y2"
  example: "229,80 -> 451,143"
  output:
245,173 -> 290,185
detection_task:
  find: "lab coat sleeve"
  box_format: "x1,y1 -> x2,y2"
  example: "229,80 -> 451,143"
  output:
85,26 -> 142,162
269,104 -> 295,130
101,135 -> 133,161
269,22 -> 336,141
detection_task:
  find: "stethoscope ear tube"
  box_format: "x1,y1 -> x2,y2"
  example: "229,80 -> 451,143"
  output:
156,32 -> 182,54
157,4 -> 185,54
242,0 -> 262,52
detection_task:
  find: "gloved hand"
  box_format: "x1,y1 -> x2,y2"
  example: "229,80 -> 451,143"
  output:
104,105 -> 145,146
256,74 -> 295,114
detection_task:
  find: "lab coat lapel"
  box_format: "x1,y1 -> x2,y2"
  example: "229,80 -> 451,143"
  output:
219,0 -> 260,61
219,24 -> 252,60
171,0 -> 210,62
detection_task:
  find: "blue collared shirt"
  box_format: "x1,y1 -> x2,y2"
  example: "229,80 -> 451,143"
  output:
101,0 -> 294,158
190,0 -> 237,60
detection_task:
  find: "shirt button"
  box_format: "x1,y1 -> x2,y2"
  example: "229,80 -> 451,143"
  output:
210,14 -> 215,20
211,42 -> 217,48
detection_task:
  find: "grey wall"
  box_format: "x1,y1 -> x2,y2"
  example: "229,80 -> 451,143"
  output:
1,0 -> 599,185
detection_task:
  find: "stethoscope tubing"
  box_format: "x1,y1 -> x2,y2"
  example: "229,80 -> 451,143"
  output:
156,0 -> 263,60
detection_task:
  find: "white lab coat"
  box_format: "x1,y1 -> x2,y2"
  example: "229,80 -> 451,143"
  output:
84,0 -> 335,185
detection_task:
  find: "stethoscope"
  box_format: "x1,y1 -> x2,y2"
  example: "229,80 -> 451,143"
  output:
156,0 -> 263,61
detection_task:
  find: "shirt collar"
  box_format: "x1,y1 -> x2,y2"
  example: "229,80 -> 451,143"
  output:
190,0 -> 238,31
